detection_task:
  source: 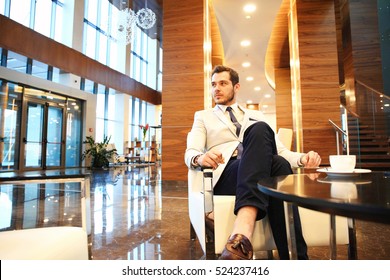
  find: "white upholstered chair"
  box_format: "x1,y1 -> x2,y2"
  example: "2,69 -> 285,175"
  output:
0,226 -> 89,260
0,180 -> 90,260
188,128 -> 350,259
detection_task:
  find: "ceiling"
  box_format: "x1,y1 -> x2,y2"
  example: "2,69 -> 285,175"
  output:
212,0 -> 283,114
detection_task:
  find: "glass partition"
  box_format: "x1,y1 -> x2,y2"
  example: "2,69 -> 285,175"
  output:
0,81 -> 22,170
344,80 -> 390,169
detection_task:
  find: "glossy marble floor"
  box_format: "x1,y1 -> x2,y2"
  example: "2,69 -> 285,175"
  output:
1,164 -> 389,260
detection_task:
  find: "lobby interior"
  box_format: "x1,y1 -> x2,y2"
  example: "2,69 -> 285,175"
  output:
1,0 -> 390,260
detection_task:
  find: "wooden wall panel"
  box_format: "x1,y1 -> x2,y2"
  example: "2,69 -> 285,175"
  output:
162,0 -> 208,181
210,1 -> 225,66
275,68 -> 293,130
265,0 -> 291,84
0,15 -> 160,105
295,0 -> 341,164
266,0 -> 342,162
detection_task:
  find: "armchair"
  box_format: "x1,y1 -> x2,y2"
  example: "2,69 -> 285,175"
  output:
188,128 -> 350,259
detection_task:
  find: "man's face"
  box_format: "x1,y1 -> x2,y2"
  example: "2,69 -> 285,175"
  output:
211,71 -> 240,105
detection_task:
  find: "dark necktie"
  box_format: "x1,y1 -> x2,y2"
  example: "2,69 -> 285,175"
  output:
226,106 -> 241,136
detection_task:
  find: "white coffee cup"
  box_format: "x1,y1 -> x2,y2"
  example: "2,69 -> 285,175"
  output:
329,155 -> 356,172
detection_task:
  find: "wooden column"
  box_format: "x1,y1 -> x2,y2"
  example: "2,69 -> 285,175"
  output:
162,0 -> 211,181
275,68 -> 294,135
289,0 -> 341,164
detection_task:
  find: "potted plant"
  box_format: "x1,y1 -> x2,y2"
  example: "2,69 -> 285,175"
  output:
81,135 -> 117,168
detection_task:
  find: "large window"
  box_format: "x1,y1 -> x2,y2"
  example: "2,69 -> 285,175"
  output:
0,81 -> 22,170
130,26 -> 160,90
9,0 -> 31,27
6,51 -> 28,74
5,0 -> 65,44
0,0 -> 5,15
83,0 -> 113,65
95,84 -> 107,142
1,0 -> 162,169
65,98 -> 83,167
82,0 -> 161,91
34,0 -> 52,37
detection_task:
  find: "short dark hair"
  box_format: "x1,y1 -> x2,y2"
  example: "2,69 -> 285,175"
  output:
211,65 -> 239,86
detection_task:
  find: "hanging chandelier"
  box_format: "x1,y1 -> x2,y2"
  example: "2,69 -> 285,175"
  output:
116,4 -> 156,45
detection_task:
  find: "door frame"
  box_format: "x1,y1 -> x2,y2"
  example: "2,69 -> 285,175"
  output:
19,96 -> 67,171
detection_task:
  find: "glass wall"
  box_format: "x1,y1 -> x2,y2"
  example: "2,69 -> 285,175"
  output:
83,0 -> 126,73
2,0 -> 66,45
0,80 -> 83,170
130,26 -> 159,90
0,0 -> 4,15
65,98 -> 83,167
82,0 -> 162,91
95,84 -> 106,142
0,0 -> 162,169
0,81 -> 22,170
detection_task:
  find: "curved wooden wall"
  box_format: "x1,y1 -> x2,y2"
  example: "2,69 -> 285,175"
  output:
270,0 -> 343,164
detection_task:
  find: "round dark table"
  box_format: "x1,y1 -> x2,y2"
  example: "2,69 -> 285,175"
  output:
257,170 -> 390,259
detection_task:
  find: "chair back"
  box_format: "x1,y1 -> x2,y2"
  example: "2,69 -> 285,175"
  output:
277,128 -> 293,150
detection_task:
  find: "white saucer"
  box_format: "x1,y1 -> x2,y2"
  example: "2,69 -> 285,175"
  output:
316,167 -> 371,177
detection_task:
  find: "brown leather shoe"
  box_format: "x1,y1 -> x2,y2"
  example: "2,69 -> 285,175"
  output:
219,234 -> 253,260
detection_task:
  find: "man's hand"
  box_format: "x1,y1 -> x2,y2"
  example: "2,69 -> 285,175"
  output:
198,148 -> 225,170
301,151 -> 321,168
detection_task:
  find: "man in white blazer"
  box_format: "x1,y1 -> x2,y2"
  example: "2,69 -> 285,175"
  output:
185,65 -> 321,260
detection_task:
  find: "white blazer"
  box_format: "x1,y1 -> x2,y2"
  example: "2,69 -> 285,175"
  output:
185,105 -> 304,187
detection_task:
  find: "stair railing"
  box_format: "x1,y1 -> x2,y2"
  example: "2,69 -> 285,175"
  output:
328,119 -> 349,155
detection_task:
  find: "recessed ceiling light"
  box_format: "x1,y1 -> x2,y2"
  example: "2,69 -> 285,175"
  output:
254,87 -> 261,91
240,40 -> 251,47
242,62 -> 251,67
246,76 -> 254,81
247,100 -> 253,104
264,94 -> 271,98
243,4 -> 256,13
262,104 -> 269,108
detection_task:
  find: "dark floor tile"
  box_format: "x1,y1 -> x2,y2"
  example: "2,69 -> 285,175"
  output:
2,165 -> 389,260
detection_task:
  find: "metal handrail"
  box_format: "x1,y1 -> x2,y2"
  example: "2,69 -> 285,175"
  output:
328,119 -> 349,155
356,79 -> 390,101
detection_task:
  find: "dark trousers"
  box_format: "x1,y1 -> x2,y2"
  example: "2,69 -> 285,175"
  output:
214,121 -> 308,260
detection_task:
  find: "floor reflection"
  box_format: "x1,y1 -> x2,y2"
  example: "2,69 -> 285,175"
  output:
1,164 -> 390,260
88,165 -> 203,260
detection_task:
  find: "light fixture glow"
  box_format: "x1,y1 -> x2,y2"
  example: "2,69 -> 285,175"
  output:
254,87 -> 261,91
246,76 -> 254,81
242,62 -> 251,67
240,40 -> 251,47
243,4 -> 256,13
264,94 -> 271,98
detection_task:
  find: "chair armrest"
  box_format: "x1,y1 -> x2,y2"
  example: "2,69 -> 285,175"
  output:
202,168 -> 213,191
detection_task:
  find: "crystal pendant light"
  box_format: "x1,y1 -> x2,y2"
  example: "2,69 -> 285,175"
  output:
116,1 -> 157,45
